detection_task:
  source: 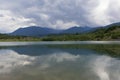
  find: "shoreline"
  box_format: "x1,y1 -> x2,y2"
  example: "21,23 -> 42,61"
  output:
0,41 -> 120,47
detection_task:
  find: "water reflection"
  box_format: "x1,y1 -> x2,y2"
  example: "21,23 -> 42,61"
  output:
0,47 -> 120,80
0,49 -> 81,74
0,49 -> 34,74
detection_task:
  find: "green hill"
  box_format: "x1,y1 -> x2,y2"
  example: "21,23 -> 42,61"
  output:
42,26 -> 120,41
92,26 -> 120,40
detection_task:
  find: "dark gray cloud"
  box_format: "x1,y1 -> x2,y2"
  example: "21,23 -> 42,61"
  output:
0,0 -> 120,33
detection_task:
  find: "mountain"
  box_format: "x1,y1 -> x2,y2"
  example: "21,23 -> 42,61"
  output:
105,22 -> 120,28
10,22 -> 120,37
10,26 -> 94,37
10,26 -> 62,37
1,22 -> 120,41
42,25 -> 120,41
61,26 -> 93,34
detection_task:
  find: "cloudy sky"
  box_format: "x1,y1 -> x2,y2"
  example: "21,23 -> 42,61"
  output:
0,0 -> 120,33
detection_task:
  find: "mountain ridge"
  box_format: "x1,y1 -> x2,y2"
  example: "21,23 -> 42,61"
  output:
10,26 -> 62,37
10,22 -> 120,37
10,26 -> 94,36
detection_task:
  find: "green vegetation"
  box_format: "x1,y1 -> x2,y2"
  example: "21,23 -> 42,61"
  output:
0,26 -> 120,41
0,34 -> 41,41
41,26 -> 120,41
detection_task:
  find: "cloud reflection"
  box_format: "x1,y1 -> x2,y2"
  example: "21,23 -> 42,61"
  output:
0,49 -> 120,80
91,56 -> 120,80
0,49 -> 80,73
92,56 -> 111,80
0,49 -> 35,73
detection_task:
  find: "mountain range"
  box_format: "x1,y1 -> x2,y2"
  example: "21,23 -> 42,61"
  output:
10,26 -> 62,37
10,22 -> 120,37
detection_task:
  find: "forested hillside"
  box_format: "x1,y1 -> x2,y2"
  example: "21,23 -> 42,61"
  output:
42,26 -> 120,41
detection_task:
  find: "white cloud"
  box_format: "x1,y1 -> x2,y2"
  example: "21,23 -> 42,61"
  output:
52,20 -> 79,29
108,0 -> 120,22
88,0 -> 111,25
0,0 -> 120,32
39,13 -> 50,20
0,10 -> 35,33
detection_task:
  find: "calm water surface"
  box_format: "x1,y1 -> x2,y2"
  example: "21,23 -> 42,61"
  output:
0,41 -> 120,80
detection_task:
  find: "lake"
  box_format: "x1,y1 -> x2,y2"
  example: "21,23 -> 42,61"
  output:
0,41 -> 120,80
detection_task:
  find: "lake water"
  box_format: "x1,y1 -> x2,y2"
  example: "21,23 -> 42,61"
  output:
0,41 -> 120,80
